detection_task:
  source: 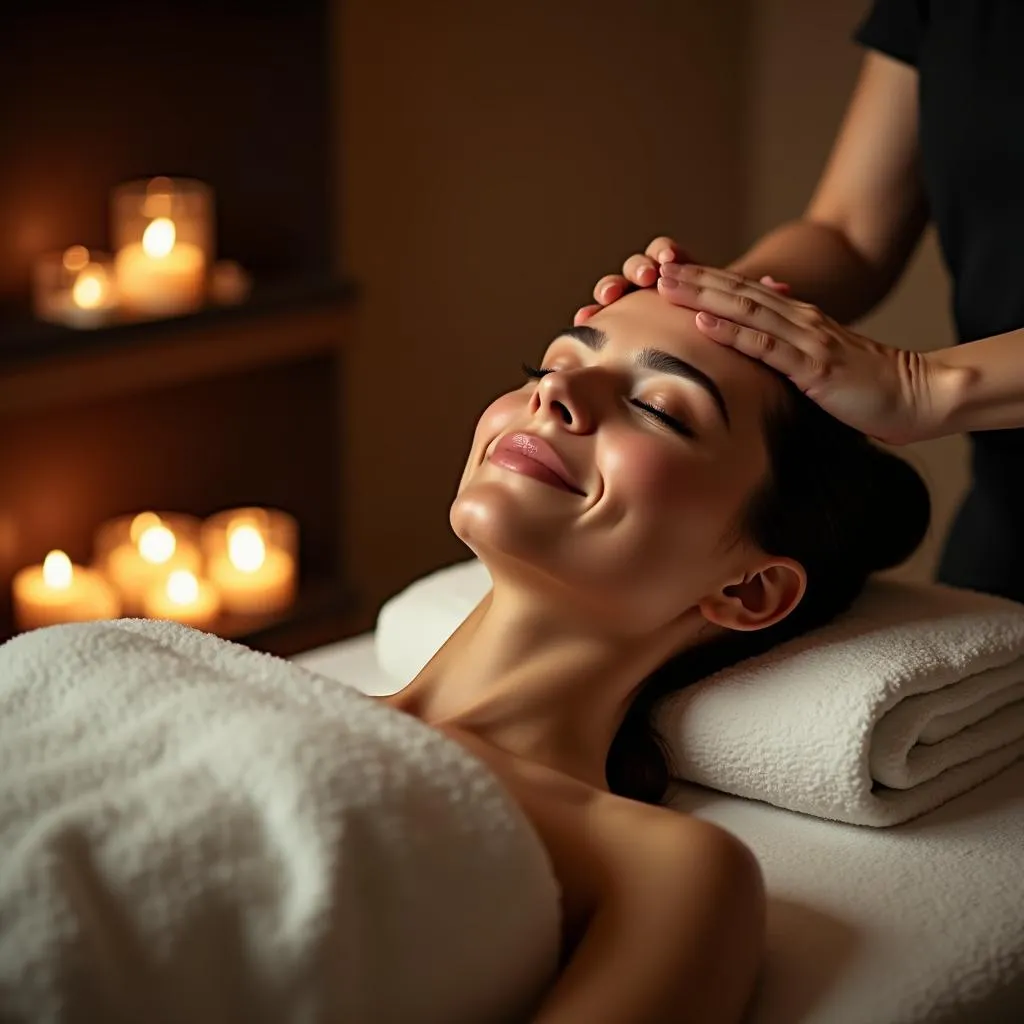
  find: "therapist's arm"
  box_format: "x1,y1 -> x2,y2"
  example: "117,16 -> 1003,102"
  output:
928,328 -> 1024,436
729,51 -> 929,325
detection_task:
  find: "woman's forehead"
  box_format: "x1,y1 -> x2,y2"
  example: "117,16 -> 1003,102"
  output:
571,290 -> 780,403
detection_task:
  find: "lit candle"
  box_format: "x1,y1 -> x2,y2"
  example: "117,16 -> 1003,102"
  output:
114,216 -> 206,318
142,569 -> 221,631
12,549 -> 121,631
33,246 -> 119,329
101,512 -> 202,614
207,518 -> 296,615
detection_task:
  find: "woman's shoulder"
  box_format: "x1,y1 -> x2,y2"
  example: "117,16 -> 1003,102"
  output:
589,792 -> 762,888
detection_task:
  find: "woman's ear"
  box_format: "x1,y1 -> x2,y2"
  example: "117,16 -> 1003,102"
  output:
698,558 -> 806,632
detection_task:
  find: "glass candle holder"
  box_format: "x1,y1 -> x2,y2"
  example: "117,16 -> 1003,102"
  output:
201,507 -> 298,616
33,246 -> 119,329
93,511 -> 203,615
111,176 -> 213,319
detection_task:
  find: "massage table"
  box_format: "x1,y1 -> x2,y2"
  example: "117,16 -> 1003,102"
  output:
295,632 -> 1024,1024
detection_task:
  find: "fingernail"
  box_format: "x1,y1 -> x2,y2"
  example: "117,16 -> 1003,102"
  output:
600,284 -> 617,301
658,248 -> 674,263
697,311 -> 718,327
659,277 -> 679,290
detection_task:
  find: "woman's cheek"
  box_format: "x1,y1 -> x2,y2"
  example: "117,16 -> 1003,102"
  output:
603,435 -> 692,504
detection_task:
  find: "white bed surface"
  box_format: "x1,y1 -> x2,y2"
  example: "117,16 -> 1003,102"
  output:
293,634 -> 1024,1024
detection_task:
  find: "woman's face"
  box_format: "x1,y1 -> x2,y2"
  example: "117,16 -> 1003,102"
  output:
451,289 -> 784,635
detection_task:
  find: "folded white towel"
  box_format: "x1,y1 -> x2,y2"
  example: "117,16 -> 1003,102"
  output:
0,619 -> 559,1024
660,581 -> 1024,826
374,561 -> 1024,827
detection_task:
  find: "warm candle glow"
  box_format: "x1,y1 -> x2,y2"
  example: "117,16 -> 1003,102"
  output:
166,570 -> 199,606
137,524 -> 176,565
142,217 -> 177,259
13,551 -> 120,630
71,265 -> 110,310
42,550 -> 73,590
129,511 -> 163,543
227,524 -> 266,572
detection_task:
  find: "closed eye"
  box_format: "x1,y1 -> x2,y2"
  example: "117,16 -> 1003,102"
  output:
630,399 -> 695,438
521,363 -> 695,438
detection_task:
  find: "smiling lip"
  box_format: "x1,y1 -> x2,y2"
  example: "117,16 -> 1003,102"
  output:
489,433 -> 584,495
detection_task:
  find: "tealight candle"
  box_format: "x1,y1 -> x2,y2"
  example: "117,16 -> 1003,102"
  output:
33,246 -> 119,329
202,508 -> 297,616
142,569 -> 221,631
207,521 -> 296,615
12,549 -> 121,631
96,511 -> 202,614
111,177 -> 212,319
114,216 -> 205,318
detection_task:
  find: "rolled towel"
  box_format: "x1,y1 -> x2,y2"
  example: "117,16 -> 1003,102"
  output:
661,580 -> 1024,826
0,618 -> 559,1024
375,560 -> 1024,827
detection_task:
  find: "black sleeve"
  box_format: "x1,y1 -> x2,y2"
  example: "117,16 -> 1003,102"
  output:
853,0 -> 928,67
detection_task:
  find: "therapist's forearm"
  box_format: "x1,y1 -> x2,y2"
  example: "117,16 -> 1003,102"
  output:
927,328 -> 1024,437
727,218 -> 891,325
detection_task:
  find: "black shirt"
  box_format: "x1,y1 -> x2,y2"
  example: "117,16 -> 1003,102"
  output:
856,1 -> 1024,598
856,0 -> 1024,348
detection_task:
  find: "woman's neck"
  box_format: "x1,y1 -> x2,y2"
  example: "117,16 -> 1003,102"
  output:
389,578 -> 700,790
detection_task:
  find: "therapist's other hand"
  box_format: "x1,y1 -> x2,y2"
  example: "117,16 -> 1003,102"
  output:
660,263 -> 937,445
574,237 -> 790,325
574,236 -> 695,325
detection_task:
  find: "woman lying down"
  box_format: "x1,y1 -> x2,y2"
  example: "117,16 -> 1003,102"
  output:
0,286 -> 929,1024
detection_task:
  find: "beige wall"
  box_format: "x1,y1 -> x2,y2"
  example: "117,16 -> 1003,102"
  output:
746,0 -> 968,582
333,0 -> 969,611
334,0 -> 751,611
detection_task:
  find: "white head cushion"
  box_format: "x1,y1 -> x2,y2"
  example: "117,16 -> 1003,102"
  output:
375,559 -> 492,683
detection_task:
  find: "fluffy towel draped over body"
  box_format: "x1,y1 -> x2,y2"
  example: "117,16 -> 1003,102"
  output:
376,561 -> 1024,827
0,619 -> 560,1024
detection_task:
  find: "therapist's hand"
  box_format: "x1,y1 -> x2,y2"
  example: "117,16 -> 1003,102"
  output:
658,263 -> 939,445
574,236 -> 695,325
574,236 -> 789,325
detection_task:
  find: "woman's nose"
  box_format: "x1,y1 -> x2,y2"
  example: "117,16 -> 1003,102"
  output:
531,369 -> 601,433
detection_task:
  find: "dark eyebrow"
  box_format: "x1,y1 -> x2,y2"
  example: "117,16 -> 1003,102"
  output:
555,325 -> 731,429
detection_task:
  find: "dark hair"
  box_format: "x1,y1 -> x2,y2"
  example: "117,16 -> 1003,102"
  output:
605,377 -> 931,804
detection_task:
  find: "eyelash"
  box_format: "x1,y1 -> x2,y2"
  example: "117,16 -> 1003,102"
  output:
520,363 -> 695,438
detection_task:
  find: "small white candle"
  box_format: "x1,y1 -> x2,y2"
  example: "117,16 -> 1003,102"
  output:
33,247 -> 119,330
102,512 -> 202,614
142,569 -> 221,631
207,520 -> 296,615
12,550 -> 121,631
114,216 -> 206,318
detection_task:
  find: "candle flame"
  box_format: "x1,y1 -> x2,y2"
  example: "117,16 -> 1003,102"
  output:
71,265 -> 109,310
43,550 -> 73,589
227,524 -> 266,573
62,245 -> 90,273
138,524 -> 176,565
166,570 -> 199,605
142,217 -> 176,259
130,512 -> 162,543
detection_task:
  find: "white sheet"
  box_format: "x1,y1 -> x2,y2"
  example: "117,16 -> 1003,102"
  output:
295,634 -> 1024,1024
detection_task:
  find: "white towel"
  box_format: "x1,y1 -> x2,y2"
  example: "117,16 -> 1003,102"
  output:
660,581 -> 1024,826
374,561 -> 1024,827
0,619 -> 560,1024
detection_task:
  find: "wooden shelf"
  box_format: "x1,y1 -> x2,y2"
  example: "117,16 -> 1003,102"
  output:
0,279 -> 358,649
0,581 -> 373,660
0,278 -> 357,416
